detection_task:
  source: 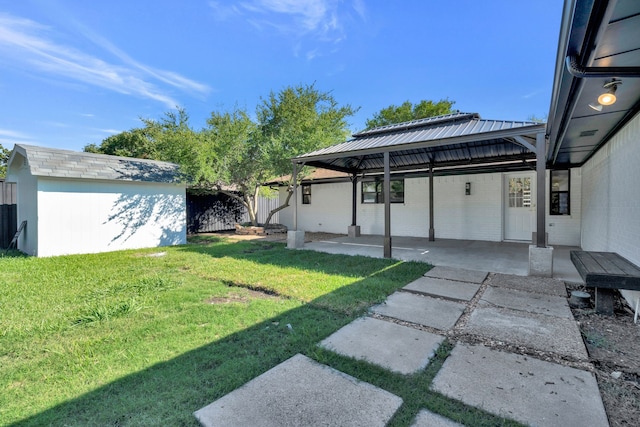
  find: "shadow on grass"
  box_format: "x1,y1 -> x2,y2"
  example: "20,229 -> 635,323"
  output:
11,240 -> 520,427
10,245 -> 423,426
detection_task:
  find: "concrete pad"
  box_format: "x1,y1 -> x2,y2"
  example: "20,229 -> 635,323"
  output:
432,344 -> 609,427
489,273 -> 567,297
464,306 -> 588,360
411,409 -> 464,427
480,286 -> 573,318
319,317 -> 444,374
194,354 -> 402,427
403,277 -> 480,302
371,292 -> 466,330
424,266 -> 488,284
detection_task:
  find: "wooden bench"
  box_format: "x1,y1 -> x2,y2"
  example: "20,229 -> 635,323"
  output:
570,251 -> 640,315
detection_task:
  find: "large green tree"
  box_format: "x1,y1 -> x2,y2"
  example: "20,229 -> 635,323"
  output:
365,99 -> 455,129
85,84 -> 356,226
0,143 -> 10,178
209,83 -> 356,225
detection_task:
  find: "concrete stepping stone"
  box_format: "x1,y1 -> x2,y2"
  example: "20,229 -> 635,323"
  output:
490,273 -> 567,297
432,343 -> 609,427
480,286 -> 573,318
371,291 -> 465,330
403,277 -> 480,302
194,354 -> 402,427
411,409 -> 464,427
463,306 -> 588,360
319,317 -> 444,374
424,266 -> 488,284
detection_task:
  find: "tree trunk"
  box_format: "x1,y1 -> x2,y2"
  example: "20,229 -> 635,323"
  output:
264,188 -> 293,226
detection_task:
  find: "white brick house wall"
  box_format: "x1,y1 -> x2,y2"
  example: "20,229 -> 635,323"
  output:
580,112 -> 640,306
279,170 -> 581,246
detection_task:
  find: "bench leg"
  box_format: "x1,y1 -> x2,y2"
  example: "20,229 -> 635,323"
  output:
595,288 -> 615,315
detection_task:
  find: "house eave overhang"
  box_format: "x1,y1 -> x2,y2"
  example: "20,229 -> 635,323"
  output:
547,0 -> 640,167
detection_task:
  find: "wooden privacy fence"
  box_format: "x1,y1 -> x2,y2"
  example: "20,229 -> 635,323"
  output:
186,191 -> 281,234
0,180 -> 17,249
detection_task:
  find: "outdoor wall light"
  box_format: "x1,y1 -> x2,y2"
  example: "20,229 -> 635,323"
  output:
465,182 -> 471,196
597,79 -> 622,106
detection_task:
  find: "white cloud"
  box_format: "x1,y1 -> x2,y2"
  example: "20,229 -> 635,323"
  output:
0,128 -> 39,147
0,13 -> 210,108
214,0 -> 363,46
0,128 -> 30,139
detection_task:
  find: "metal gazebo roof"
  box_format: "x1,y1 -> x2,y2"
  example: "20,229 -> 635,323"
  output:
293,112 -> 546,175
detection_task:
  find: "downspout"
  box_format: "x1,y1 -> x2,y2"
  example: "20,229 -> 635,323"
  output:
565,56 -> 640,78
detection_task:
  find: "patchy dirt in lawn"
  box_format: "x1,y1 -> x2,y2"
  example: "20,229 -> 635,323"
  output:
568,285 -> 640,427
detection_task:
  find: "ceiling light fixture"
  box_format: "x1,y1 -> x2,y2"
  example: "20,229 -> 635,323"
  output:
597,79 -> 622,106
588,103 -> 603,111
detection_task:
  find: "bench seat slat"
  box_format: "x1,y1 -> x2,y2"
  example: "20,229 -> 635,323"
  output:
570,251 -> 640,291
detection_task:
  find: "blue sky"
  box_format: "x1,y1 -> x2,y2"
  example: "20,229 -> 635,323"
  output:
0,0 -> 563,152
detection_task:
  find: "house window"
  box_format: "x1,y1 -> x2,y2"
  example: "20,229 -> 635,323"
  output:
508,177 -> 531,208
361,179 -> 404,204
550,170 -> 570,215
301,184 -> 311,204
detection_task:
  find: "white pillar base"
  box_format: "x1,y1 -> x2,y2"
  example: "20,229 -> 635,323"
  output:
528,245 -> 554,277
287,230 -> 305,249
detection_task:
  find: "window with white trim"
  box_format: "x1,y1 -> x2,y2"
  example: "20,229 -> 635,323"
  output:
361,179 -> 404,204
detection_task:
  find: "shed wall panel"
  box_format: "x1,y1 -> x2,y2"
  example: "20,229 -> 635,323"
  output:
36,179 -> 186,257
7,153 -> 38,255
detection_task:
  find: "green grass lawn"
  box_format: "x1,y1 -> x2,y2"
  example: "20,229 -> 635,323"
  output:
1,236 -> 523,427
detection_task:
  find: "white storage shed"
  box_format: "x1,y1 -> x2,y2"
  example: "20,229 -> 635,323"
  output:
6,144 -> 186,257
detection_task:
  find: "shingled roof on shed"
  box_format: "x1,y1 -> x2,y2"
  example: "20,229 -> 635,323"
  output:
9,144 -> 183,184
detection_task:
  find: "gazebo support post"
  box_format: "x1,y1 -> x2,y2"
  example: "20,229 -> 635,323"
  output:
287,161 -> 305,249
348,174 -> 360,237
429,162 -> 435,241
528,131 -> 553,276
383,152 -> 392,258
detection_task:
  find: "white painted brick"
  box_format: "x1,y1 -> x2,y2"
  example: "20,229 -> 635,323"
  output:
580,112 -> 640,307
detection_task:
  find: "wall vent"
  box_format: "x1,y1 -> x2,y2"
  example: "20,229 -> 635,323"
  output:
579,129 -> 598,137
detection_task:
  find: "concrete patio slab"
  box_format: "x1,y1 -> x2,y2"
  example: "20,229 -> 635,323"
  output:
403,277 -> 480,302
194,354 -> 403,427
424,266 -> 488,284
319,317 -> 444,374
411,409 -> 464,427
302,236 -> 583,282
479,286 -> 573,318
432,344 -> 609,427
489,273 -> 567,297
464,306 -> 588,360
370,291 -> 466,330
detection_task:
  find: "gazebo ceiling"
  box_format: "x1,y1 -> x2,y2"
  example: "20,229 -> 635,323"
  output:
293,112 -> 546,175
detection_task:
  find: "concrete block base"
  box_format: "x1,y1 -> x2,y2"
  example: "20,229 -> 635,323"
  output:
348,225 -> 361,238
287,230 -> 305,249
528,245 -> 554,277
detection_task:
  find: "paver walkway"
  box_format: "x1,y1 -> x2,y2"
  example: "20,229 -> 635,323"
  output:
195,266 -> 609,426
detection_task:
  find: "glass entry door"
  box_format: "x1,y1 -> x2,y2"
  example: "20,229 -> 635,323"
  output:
504,173 -> 535,241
